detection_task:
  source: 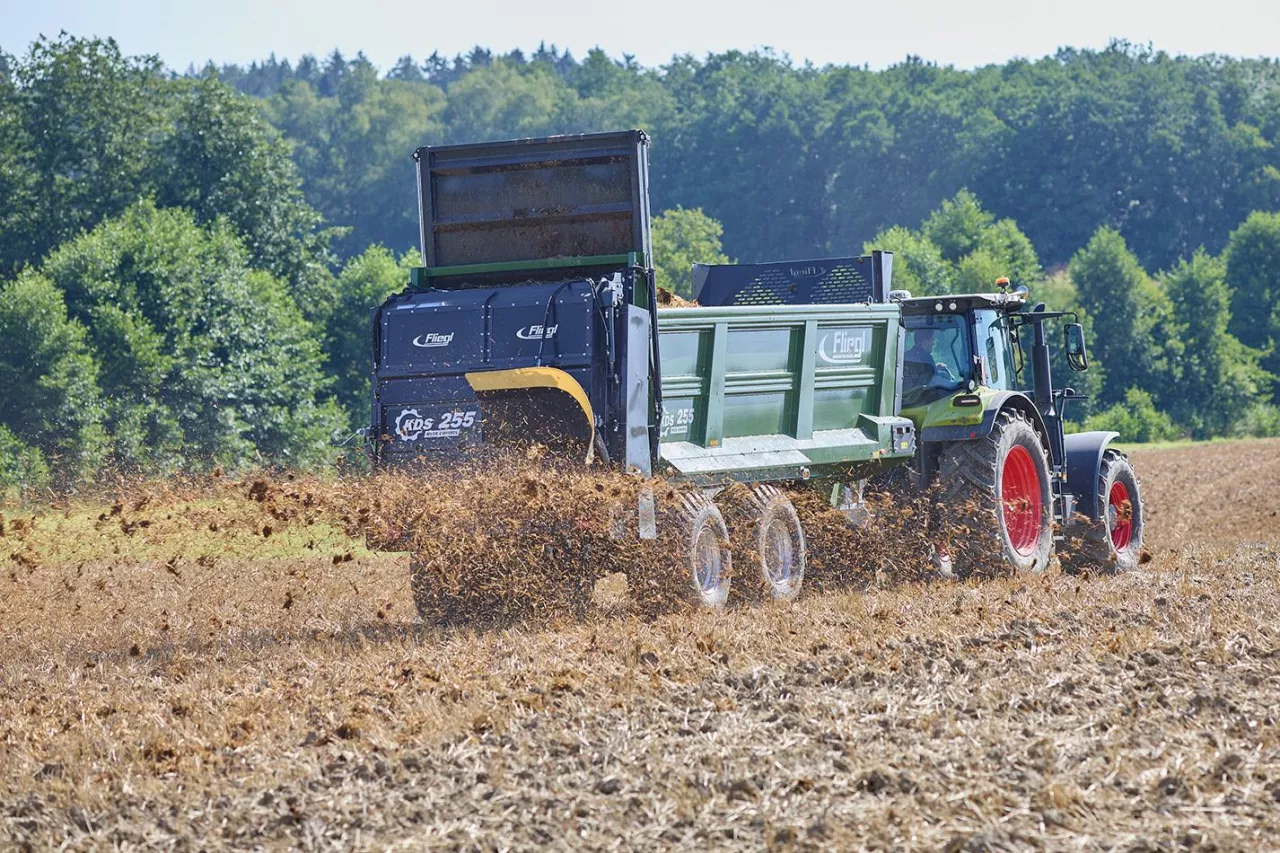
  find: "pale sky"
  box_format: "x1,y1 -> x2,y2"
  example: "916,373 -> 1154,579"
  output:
2,0 -> 1278,73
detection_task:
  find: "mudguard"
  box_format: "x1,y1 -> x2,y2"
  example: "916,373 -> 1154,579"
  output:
1063,431 -> 1120,520
920,391 -> 1049,450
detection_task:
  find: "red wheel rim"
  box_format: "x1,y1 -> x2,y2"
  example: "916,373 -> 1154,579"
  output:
1001,445 -> 1043,556
1108,481 -> 1133,550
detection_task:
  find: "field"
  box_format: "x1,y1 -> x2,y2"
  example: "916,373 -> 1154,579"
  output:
2,440 -> 1279,851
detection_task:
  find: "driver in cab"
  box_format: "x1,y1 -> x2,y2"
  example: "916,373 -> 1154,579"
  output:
903,326 -> 956,392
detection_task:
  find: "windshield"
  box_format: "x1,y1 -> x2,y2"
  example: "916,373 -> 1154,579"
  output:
902,314 -> 972,407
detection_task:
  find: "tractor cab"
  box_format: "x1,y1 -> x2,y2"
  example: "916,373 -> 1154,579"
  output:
894,285 -> 1088,444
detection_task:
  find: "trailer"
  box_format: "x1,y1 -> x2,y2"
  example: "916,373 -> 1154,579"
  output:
370,129 -> 1144,613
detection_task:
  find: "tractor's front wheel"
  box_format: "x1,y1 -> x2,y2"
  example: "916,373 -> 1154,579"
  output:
1062,450 -> 1144,573
937,409 -> 1054,575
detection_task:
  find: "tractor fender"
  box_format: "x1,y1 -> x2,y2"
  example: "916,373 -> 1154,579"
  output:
1063,431 -> 1120,521
921,391 -> 1051,456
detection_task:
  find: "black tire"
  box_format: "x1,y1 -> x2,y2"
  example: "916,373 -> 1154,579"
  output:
1061,450 -> 1144,574
743,486 -> 806,601
677,494 -> 732,609
937,409 -> 1054,575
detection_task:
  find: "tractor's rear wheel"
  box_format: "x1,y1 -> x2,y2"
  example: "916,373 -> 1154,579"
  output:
937,409 -> 1054,575
1062,450 -> 1144,573
677,495 -> 732,609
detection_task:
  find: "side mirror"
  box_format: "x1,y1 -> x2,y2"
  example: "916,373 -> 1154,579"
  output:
1064,323 -> 1088,371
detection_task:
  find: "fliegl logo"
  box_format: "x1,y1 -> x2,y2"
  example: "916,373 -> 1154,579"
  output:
411,332 -> 454,348
818,328 -> 869,365
790,265 -> 827,278
516,324 -> 558,341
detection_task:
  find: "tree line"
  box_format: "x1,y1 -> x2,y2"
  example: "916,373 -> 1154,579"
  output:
1,35 -> 1278,491
206,41 -> 1280,272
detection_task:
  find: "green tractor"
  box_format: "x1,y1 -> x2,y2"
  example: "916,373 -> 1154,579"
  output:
890,280 -> 1143,576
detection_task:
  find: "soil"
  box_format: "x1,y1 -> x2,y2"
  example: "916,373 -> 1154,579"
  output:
1129,438 -> 1280,547
1,441 -> 1277,851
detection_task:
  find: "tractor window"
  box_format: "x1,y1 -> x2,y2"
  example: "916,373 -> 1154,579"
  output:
974,310 -> 1019,391
902,314 -> 971,407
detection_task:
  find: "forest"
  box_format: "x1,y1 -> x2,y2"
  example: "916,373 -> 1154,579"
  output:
2,34 -> 1279,488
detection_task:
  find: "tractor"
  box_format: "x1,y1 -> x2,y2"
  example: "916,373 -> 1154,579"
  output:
887,282 -> 1143,575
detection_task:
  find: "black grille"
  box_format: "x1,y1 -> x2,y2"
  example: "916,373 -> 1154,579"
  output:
692,254 -> 890,307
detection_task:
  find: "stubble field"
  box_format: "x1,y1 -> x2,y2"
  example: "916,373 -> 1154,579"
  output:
1,439 -> 1278,851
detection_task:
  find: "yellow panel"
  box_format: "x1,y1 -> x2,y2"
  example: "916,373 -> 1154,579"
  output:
464,367 -> 596,463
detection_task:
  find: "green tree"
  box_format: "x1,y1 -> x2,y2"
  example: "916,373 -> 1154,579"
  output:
0,272 -> 108,480
656,51 -> 830,262
565,49 -> 674,136
651,207 -> 731,297
0,55 -> 32,267
862,226 -> 950,296
156,73 -> 336,316
1161,249 -> 1269,436
977,219 -> 1042,287
1224,211 -> 1280,395
443,60 -> 570,144
1230,403 -> 1280,438
1067,227 -> 1177,408
0,425 -> 50,496
922,190 -> 995,262
328,246 -> 414,420
1081,388 -> 1181,443
1037,270 -> 1105,408
1,35 -> 335,305
41,202 -> 343,471
867,193 -> 1040,295
192,43 -> 1280,275
952,248 -> 1010,294
1,35 -> 165,271
263,68 -> 447,260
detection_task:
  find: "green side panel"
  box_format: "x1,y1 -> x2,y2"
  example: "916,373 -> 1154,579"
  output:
901,385 -> 1001,434
723,391 -> 794,438
812,386 -> 870,430
704,323 -> 728,446
724,328 -> 797,373
659,329 -> 710,378
655,302 -> 914,481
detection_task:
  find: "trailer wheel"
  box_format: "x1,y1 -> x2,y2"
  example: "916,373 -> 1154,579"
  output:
937,409 -> 1054,575
677,494 -> 732,609
745,486 -> 806,600
1062,450 -> 1144,574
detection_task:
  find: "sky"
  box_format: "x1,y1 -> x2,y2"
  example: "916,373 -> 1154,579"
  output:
2,0 -> 1278,73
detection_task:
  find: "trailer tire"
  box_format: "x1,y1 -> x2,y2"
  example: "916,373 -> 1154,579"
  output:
1061,450 -> 1143,574
745,486 -> 806,601
677,494 -> 732,609
937,409 -> 1054,575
